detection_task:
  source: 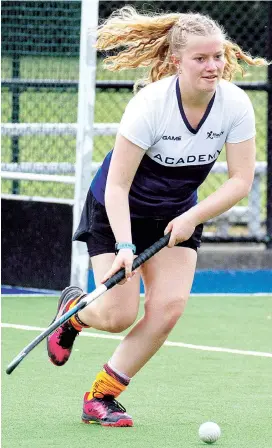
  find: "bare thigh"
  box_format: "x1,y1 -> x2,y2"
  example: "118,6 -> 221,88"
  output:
141,246 -> 197,313
90,253 -> 141,320
108,246 -> 197,375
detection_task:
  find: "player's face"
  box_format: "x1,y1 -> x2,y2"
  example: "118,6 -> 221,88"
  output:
179,34 -> 225,93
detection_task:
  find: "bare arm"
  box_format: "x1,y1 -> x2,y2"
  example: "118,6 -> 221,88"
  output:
165,137 -> 256,247
186,137 -> 256,224
105,133 -> 145,244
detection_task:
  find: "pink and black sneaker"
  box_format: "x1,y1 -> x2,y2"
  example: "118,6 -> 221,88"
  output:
82,393 -> 133,427
47,286 -> 85,366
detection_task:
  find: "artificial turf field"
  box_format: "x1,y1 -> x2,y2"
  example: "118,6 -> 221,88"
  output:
2,294 -> 272,448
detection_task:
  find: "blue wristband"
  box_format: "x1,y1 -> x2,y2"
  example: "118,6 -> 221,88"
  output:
115,242 -> 136,255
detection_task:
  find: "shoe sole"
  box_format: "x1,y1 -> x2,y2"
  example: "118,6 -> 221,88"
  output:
82,418 -> 133,427
47,286 -> 83,366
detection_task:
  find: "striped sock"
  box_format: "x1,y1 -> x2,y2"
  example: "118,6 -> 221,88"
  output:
106,361 -> 131,386
88,370 -> 127,400
68,296 -> 90,331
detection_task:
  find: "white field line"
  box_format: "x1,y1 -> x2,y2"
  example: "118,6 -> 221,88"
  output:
1,294 -> 60,298
2,323 -> 272,358
2,293 -> 272,299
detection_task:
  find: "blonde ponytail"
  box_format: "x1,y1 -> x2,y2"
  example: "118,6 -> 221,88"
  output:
95,6 -> 179,89
95,6 -> 270,90
223,40 -> 269,81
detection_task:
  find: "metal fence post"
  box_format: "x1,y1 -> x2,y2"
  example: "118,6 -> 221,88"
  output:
11,55 -> 20,194
70,0 -> 99,290
267,1 -> 272,249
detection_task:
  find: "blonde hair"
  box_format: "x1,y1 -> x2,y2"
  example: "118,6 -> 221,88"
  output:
95,6 -> 268,91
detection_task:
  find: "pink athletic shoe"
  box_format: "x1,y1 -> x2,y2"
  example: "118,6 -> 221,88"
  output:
47,286 -> 84,366
82,393 -> 133,427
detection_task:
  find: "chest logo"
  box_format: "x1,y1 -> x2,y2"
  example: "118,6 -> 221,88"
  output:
162,135 -> 182,141
206,130 -> 224,140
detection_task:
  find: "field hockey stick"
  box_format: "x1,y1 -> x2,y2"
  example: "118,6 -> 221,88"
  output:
6,232 -> 171,375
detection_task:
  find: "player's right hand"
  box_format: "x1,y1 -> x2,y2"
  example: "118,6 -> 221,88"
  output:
101,248 -> 136,284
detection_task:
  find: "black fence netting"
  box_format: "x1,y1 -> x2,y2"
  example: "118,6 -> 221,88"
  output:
1,1 -> 81,199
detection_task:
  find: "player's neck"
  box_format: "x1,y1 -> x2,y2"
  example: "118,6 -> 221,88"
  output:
179,81 -> 215,109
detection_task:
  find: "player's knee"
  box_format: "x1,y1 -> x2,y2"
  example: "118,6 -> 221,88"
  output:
170,299 -> 185,325
102,307 -> 137,333
162,298 -> 184,331
145,296 -> 186,333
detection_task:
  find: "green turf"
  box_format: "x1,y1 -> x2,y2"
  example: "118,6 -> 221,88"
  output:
2,294 -> 272,448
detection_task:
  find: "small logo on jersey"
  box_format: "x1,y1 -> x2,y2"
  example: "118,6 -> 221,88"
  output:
206,130 -> 224,139
162,135 -> 182,141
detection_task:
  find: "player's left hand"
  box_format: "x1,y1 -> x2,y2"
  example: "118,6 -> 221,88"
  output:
164,213 -> 197,248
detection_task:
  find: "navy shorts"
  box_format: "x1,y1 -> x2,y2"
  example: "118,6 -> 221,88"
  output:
73,189 -> 203,257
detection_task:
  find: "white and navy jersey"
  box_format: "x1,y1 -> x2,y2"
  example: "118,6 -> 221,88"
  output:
91,75 -> 255,218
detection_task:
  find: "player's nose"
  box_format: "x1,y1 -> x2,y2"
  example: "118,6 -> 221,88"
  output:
205,58 -> 217,71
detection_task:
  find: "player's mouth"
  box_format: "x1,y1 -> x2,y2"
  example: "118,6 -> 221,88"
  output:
202,75 -> 218,81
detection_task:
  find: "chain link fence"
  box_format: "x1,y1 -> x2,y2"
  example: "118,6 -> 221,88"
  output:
1,0 -> 81,198
1,1 -> 271,242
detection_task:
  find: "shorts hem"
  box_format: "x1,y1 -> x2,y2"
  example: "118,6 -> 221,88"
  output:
87,241 -> 199,257
88,248 -> 115,258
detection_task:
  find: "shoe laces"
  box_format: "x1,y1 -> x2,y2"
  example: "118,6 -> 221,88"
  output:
58,323 -> 79,349
94,393 -> 126,413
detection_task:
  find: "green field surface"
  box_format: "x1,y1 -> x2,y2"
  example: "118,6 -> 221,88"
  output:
2,294 -> 272,448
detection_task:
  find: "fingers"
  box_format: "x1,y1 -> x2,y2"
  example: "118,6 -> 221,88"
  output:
122,249 -> 134,280
168,235 -> 176,248
164,222 -> 172,235
101,262 -> 124,283
101,265 -> 137,284
101,267 -> 117,284
165,215 -> 196,249
125,261 -> 132,281
101,250 -> 136,284
164,221 -> 176,248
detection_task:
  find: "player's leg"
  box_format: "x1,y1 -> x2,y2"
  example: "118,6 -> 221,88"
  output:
83,245 -> 197,426
47,184 -> 141,368
77,253 -> 141,331
78,253 -> 142,427
108,245 -> 197,376
47,252 -> 141,426
47,253 -> 140,367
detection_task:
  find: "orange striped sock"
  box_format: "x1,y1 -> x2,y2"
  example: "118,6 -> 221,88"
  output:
68,297 -> 90,331
88,371 -> 127,400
